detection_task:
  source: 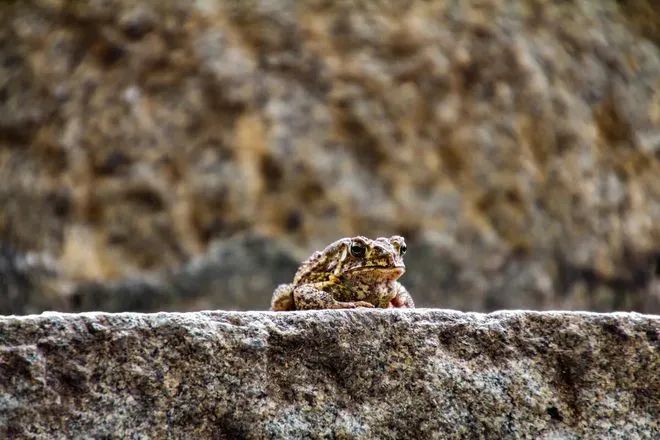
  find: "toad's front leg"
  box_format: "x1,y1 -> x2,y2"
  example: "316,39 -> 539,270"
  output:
389,282 -> 415,308
293,283 -> 374,310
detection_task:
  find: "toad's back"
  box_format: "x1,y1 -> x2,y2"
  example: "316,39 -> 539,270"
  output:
292,238 -> 350,284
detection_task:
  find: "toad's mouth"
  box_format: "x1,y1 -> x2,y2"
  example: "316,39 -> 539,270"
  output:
345,265 -> 405,275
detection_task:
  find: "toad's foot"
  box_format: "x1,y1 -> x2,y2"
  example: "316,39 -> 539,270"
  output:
294,284 -> 374,310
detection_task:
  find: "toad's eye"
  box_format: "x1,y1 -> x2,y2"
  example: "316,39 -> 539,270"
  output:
349,242 -> 366,258
399,243 -> 407,256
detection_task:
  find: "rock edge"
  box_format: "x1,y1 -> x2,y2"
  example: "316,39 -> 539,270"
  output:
1,310 -> 658,438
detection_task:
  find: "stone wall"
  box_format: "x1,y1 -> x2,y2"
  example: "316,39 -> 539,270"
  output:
0,310 -> 658,438
1,1 -> 659,314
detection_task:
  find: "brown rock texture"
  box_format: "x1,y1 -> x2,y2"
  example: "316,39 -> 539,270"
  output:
0,1 -> 659,313
0,310 -> 658,438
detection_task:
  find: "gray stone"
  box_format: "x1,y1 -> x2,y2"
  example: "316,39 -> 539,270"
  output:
0,310 -> 658,438
1,0 -> 659,315
67,233 -> 300,313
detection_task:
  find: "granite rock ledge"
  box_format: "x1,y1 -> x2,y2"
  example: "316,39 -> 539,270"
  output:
0,310 -> 658,439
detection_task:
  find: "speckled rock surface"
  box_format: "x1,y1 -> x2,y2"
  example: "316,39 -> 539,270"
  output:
0,310 -> 658,438
1,0 -> 659,314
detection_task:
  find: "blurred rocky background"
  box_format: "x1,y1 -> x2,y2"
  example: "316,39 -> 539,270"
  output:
0,0 -> 658,315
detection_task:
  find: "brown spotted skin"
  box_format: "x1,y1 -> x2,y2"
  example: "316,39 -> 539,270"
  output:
270,236 -> 414,311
